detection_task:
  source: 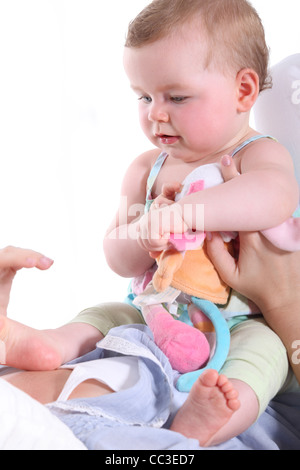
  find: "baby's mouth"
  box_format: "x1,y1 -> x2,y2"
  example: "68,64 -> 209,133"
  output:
156,134 -> 180,145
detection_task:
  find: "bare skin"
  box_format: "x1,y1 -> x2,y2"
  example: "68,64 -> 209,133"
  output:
0,296 -> 248,447
170,369 -> 240,446
206,156 -> 300,384
2,362 -> 239,447
2,368 -> 114,405
0,315 -> 102,371
0,245 -> 103,370
0,248 -> 243,447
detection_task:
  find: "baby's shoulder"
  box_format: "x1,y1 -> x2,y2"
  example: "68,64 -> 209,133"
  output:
137,148 -> 162,163
239,137 -> 294,171
128,148 -> 162,173
122,149 -> 161,191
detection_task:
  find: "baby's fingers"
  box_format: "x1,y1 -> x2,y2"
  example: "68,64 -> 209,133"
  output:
151,195 -> 174,210
161,182 -> 182,200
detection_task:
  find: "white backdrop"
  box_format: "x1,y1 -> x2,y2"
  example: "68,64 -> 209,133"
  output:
0,0 -> 299,328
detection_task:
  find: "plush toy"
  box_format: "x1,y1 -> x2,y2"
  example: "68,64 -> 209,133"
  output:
133,163 -> 233,391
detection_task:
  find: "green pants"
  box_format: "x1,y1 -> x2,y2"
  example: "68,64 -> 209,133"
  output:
70,303 -> 299,417
220,317 -> 298,417
70,302 -> 145,336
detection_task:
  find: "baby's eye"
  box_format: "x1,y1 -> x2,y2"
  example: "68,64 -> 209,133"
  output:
138,95 -> 152,104
170,96 -> 188,103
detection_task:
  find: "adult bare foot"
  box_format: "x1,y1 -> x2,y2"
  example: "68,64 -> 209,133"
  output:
170,369 -> 240,446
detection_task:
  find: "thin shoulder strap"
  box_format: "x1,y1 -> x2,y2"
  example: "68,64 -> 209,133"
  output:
231,135 -> 277,157
146,151 -> 168,201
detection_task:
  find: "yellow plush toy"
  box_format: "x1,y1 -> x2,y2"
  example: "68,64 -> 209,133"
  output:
153,240 -> 231,304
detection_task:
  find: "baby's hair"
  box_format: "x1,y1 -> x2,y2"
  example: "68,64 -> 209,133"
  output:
125,0 -> 272,92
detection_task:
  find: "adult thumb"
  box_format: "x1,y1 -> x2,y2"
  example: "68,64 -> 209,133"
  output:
206,233 -> 237,286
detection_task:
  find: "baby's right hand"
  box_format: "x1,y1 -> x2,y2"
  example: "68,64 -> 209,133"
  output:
150,181 -> 182,211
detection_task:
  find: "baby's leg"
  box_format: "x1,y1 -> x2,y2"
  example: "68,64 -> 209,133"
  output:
0,302 -> 143,370
142,304 -> 210,373
171,317 -> 290,446
170,370 -> 259,447
197,317 -> 289,445
0,316 -> 102,370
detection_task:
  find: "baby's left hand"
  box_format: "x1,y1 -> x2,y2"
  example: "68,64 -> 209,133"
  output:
137,203 -> 188,253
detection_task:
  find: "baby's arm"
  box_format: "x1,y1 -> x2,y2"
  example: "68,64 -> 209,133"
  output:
103,149 -> 169,278
178,140 -> 298,233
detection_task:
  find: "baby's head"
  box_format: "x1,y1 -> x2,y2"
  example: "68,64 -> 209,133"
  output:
125,0 -> 271,93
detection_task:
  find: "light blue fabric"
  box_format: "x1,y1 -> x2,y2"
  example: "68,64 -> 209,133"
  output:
145,151 -> 168,212
230,135 -> 276,157
49,325 -> 300,450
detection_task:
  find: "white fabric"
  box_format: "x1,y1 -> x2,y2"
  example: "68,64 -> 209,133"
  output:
178,162 -> 224,198
58,356 -> 140,401
0,379 -> 86,450
254,54 -> 300,187
0,356 -> 140,449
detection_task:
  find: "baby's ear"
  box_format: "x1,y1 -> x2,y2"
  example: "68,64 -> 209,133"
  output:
236,68 -> 260,112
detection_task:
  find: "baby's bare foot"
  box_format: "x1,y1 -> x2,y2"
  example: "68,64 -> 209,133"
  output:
170,369 -> 240,446
0,315 -> 63,370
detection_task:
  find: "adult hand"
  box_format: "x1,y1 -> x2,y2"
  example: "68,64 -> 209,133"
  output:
206,155 -> 299,312
0,246 -> 53,316
207,155 -> 300,382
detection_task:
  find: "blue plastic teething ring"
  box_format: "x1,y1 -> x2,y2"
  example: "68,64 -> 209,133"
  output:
176,297 -> 230,392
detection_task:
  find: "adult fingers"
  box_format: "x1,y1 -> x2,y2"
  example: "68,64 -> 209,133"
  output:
0,246 -> 54,271
220,155 -> 240,182
206,233 -> 238,287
